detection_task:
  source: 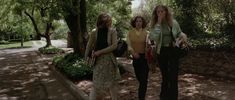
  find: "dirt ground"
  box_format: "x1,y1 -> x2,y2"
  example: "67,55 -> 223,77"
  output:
76,64 -> 235,100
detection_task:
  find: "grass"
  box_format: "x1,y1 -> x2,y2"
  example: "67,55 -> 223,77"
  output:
0,41 -> 33,49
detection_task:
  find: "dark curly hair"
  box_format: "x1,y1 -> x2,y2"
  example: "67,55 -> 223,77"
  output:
130,16 -> 147,28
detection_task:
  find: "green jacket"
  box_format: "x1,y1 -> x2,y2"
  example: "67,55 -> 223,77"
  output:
150,19 -> 182,54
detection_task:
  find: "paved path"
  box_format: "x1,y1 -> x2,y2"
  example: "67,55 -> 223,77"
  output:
117,58 -> 235,100
31,40 -> 67,48
77,58 -> 235,100
0,40 -> 67,56
1,41 -> 235,100
0,51 -> 77,100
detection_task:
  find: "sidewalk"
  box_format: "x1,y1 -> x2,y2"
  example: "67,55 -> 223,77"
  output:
115,57 -> 235,100
1,50 -> 235,100
0,51 -> 79,100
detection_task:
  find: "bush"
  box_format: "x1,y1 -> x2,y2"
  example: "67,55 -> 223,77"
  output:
53,53 -> 93,81
189,36 -> 235,50
0,40 -> 10,44
39,46 -> 64,54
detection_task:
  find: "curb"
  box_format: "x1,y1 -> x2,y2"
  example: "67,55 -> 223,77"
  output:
37,50 -> 89,100
50,64 -> 89,100
116,57 -> 135,75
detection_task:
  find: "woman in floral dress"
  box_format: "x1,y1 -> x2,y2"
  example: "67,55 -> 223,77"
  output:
85,13 -> 120,100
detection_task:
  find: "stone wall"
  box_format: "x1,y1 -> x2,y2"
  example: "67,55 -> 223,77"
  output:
180,49 -> 235,79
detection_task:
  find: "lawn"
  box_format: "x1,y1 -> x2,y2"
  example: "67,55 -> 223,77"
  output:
0,41 -> 33,49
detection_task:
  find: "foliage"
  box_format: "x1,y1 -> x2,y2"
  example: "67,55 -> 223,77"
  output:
39,46 -> 64,54
130,0 -> 235,51
51,20 -> 69,39
14,0 -> 65,47
173,0 -> 204,38
0,40 -> 10,44
0,0 -> 33,41
87,0 -> 132,38
172,0 -> 235,39
53,53 -> 93,81
0,41 -> 32,49
189,36 -> 235,50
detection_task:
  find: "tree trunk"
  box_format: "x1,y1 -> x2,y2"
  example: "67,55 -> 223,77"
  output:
59,0 -> 87,56
44,23 -> 53,47
45,34 -> 52,47
79,0 -> 87,57
67,32 -> 73,48
21,35 -> 24,48
35,34 -> 41,40
24,11 -> 42,40
64,14 -> 81,54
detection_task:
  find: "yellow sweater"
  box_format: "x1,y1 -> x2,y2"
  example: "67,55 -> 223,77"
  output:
127,28 -> 148,54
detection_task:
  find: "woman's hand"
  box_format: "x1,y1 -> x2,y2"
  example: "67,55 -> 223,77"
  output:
178,32 -> 188,48
132,52 -> 140,59
157,13 -> 164,24
93,51 -> 101,57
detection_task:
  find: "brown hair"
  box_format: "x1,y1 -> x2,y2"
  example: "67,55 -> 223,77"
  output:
96,13 -> 112,28
131,16 -> 147,28
150,5 -> 173,28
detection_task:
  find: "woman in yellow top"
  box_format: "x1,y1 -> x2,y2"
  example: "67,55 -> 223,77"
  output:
127,16 -> 149,100
85,13 -> 120,100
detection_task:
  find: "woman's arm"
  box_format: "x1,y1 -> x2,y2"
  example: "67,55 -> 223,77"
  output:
172,19 -> 182,38
85,31 -> 95,59
126,31 -> 135,54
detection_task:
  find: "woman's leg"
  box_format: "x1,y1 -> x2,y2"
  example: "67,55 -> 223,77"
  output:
168,50 -> 180,100
157,47 -> 171,100
133,54 -> 149,100
110,83 -> 119,100
89,87 -> 104,100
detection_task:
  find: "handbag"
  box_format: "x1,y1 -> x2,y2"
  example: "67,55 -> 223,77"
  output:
113,39 -> 128,57
170,30 -> 189,58
145,34 -> 155,63
174,41 -> 189,58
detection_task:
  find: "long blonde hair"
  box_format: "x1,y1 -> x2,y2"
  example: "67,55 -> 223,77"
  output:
150,5 -> 173,28
96,13 -> 112,29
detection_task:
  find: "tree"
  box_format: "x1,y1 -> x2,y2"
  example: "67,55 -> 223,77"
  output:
15,0 -> 62,47
87,0 -> 132,38
0,0 -> 33,43
56,0 -> 87,56
56,0 -> 132,56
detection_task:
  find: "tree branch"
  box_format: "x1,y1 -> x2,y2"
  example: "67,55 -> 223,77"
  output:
24,11 -> 42,37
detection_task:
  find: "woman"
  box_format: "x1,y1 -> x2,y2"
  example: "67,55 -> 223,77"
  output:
126,16 -> 149,100
85,13 -> 120,100
150,5 -> 187,100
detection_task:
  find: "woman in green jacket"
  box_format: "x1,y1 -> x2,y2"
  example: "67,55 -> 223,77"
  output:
150,5 -> 187,100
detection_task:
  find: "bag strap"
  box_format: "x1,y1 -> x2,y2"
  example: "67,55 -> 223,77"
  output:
169,26 -> 176,42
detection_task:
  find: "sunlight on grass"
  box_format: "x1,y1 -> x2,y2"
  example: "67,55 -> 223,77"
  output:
0,41 -> 33,49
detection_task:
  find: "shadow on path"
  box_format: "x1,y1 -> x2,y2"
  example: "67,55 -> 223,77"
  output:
76,58 -> 235,100
0,51 -> 76,100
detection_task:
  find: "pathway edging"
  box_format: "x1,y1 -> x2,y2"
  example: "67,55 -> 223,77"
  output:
50,64 -> 89,100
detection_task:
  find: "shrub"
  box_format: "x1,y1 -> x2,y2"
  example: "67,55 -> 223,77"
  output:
0,40 -> 10,44
189,36 -> 235,50
53,53 -> 93,81
39,46 -> 64,54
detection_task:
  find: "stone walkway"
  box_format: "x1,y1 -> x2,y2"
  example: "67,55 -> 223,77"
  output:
0,51 -> 77,100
